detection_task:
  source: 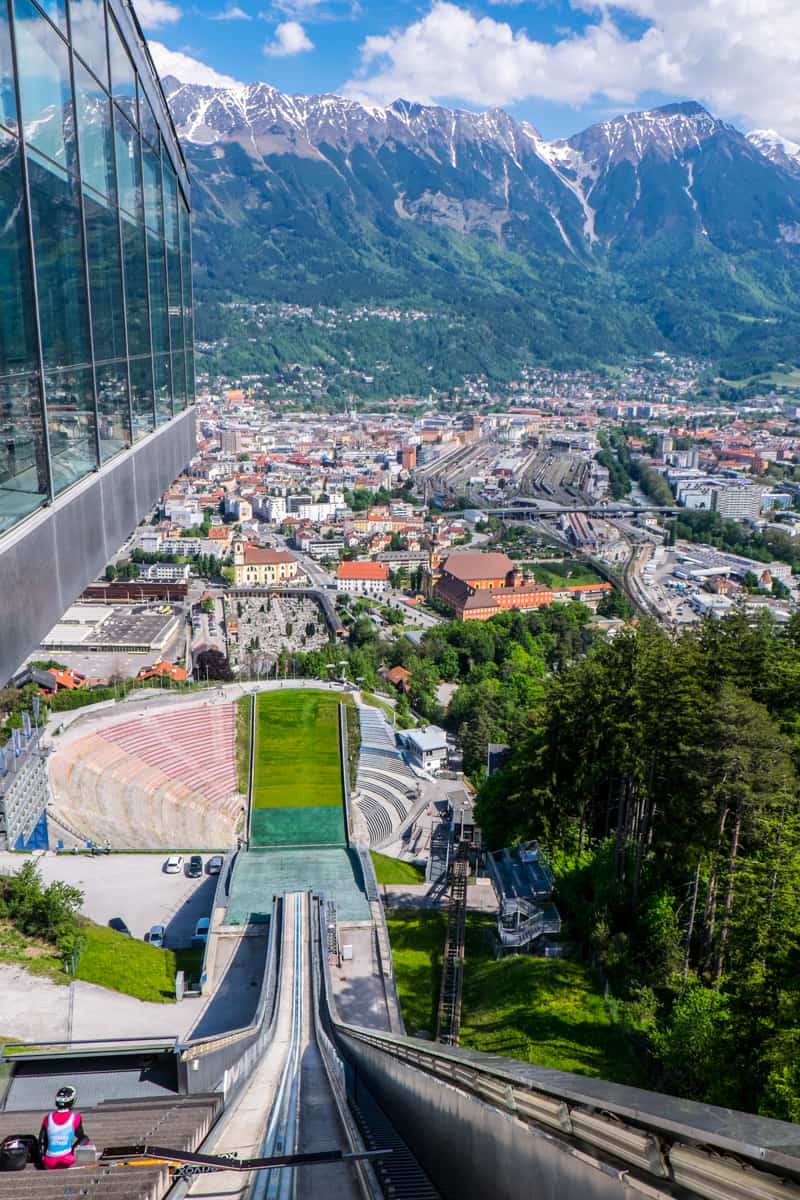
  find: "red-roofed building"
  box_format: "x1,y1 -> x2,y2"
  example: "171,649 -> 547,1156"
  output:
336,560 -> 390,595
433,551 -> 612,621
136,661 -> 188,684
45,667 -> 86,692
232,539 -> 303,587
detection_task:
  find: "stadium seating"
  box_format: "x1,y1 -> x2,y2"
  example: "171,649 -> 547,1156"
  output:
48,703 -> 241,849
355,706 -> 420,849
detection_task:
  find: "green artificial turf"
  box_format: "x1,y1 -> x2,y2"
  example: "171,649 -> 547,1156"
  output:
387,911 -> 641,1083
371,852 -> 426,885
253,690 -> 343,810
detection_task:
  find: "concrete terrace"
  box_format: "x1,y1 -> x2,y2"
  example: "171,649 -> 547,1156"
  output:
355,706 -> 421,849
48,701 -> 242,848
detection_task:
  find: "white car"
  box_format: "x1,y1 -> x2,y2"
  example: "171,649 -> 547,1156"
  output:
147,924 -> 166,949
164,855 -> 184,874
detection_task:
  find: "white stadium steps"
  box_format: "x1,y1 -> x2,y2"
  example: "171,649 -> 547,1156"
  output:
355,702 -> 421,848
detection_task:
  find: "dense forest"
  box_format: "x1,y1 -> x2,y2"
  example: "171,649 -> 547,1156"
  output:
477,611 -> 800,1120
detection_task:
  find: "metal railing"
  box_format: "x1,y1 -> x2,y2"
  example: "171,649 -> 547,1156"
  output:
329,1013 -> 800,1200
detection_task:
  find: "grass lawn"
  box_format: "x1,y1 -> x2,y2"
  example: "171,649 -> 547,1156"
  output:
361,691 -> 395,719
386,911 -> 445,1037
387,911 -> 642,1084
371,852 -> 425,886
0,918 -> 199,1003
75,923 -> 193,1002
526,560 -> 604,589
236,694 -> 252,795
253,690 -> 343,810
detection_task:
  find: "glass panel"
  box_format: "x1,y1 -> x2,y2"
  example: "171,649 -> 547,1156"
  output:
107,14 -> 135,124
74,59 -> 114,200
0,1 -> 17,132
186,347 -> 194,403
171,349 -> 186,411
69,0 -> 107,85
0,132 -> 37,376
84,188 -> 125,361
178,191 -> 192,361
147,228 -> 168,355
141,139 -> 161,233
0,374 -> 48,532
27,149 -> 90,369
96,359 -> 129,459
163,156 -> 182,352
113,107 -> 140,217
120,210 -> 149,356
13,0 -> 74,169
139,87 -> 157,149
153,351 -> 171,424
128,353 -> 153,439
44,365 -> 97,494
38,0 -> 65,34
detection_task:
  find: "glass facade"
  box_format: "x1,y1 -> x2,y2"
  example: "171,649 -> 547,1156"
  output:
0,0 -> 193,536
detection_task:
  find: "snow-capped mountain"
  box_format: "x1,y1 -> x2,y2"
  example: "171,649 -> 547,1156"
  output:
747,129 -> 800,178
166,78 -> 800,372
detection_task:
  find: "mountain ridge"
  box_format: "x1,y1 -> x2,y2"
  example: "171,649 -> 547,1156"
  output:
167,78 -> 800,388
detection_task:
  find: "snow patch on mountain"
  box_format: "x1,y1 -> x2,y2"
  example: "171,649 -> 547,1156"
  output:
748,129 -> 800,177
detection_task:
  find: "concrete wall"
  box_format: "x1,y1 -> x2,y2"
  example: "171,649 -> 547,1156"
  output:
0,409 -> 196,684
339,1034 -> 659,1200
48,736 -> 238,849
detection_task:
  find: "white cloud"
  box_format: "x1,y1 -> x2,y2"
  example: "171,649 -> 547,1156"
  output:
132,0 -> 181,29
273,0 -> 322,11
264,19 -> 314,56
344,0 -> 800,137
149,40 -> 243,86
212,4 -> 251,18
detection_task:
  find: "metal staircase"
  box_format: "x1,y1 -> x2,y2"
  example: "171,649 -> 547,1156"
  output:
435,841 -> 469,1046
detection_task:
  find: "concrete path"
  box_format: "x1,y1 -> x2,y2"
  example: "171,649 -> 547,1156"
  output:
329,925 -> 391,1031
0,962 -> 197,1043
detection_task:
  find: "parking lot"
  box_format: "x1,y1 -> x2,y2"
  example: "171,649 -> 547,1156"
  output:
0,852 -> 222,947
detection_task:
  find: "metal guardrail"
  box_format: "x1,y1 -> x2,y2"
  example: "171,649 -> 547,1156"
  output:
330,1021 -> 800,1200
198,850 -> 237,992
178,896 -> 282,1100
1,1036 -> 179,1060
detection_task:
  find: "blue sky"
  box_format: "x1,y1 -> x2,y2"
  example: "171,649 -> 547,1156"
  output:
143,0 -> 800,140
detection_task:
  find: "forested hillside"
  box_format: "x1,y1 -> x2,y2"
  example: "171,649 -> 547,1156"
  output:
477,612 -> 800,1119
168,80 -> 800,386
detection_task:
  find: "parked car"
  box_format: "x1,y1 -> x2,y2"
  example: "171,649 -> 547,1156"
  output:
187,855 -> 203,878
207,855 -> 224,875
164,855 -> 183,874
108,917 -> 131,937
192,917 -> 210,944
147,924 -> 166,949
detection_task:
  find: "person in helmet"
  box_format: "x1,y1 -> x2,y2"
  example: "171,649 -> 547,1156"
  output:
39,1087 -> 87,1169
